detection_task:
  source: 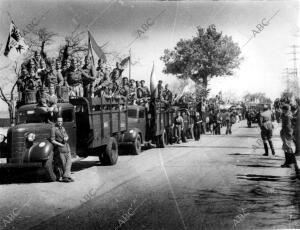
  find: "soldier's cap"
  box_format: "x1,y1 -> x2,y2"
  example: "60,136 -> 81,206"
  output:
122,77 -> 128,80
158,80 -> 163,83
140,80 -> 145,83
129,79 -> 135,82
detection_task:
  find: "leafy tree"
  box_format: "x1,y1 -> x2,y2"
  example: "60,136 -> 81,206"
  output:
161,24 -> 242,88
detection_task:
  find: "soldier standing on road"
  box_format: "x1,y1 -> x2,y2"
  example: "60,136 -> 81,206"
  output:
51,117 -> 74,182
260,105 -> 275,156
225,110 -> 232,135
173,110 -> 184,144
193,112 -> 202,141
280,104 -> 296,168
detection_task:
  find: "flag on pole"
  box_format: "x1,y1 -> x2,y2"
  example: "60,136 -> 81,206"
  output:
88,31 -> 106,65
120,56 -> 130,68
4,21 -> 28,60
149,62 -> 156,97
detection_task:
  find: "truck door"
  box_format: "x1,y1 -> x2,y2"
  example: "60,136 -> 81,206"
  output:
61,108 -> 77,155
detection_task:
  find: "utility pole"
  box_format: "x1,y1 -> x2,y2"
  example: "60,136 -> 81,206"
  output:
287,44 -> 299,98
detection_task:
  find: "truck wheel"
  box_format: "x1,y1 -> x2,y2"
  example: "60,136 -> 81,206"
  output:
131,134 -> 142,155
101,137 -> 118,165
43,151 -> 57,182
181,131 -> 187,143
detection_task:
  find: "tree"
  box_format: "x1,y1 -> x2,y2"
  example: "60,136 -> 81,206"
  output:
0,62 -> 20,125
27,27 -> 57,58
161,24 -> 242,88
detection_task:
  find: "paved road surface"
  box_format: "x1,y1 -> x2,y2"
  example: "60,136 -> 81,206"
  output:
1,120 -> 300,230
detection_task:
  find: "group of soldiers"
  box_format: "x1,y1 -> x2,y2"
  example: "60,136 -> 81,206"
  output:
16,51 -> 175,108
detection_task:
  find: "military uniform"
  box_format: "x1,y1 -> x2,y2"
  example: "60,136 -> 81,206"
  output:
67,70 -> 83,97
81,65 -> 96,97
281,106 -> 295,167
45,70 -> 64,88
260,109 -> 275,156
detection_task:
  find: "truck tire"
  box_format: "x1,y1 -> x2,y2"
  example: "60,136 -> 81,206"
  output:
43,151 -> 57,182
131,134 -> 142,155
101,137 -> 118,165
181,130 -> 187,143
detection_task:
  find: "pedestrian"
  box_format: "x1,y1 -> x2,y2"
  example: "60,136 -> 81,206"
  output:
280,104 -> 296,168
51,117 -> 74,182
259,105 -> 275,156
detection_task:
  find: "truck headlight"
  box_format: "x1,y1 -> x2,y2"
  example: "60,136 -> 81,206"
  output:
27,133 -> 36,142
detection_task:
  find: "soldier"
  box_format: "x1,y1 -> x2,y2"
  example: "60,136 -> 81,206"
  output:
17,64 -> 30,104
81,56 -> 96,97
45,60 -> 64,88
225,109 -> 232,135
154,80 -> 163,100
173,110 -> 184,144
281,104 -> 296,167
51,117 -> 74,182
67,58 -> 83,97
140,80 -> 150,97
193,112 -> 202,141
119,77 -> 130,97
36,59 -> 49,89
46,84 -> 59,118
136,80 -> 144,99
33,51 -> 42,69
128,79 -> 136,101
109,62 -> 124,82
162,84 -> 172,103
260,105 -> 275,156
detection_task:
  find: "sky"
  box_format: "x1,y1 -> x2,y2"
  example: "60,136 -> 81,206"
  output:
0,0 -> 299,110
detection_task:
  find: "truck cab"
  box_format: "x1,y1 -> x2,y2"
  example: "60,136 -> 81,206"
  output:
119,102 -> 167,154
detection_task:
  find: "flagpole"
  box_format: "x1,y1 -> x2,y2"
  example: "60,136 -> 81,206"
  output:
129,48 -> 131,80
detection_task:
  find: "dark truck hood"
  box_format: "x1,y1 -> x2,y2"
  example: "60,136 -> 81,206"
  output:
7,123 -> 53,163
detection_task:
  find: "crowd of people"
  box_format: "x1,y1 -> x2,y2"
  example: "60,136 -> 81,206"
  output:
15,51 -> 177,110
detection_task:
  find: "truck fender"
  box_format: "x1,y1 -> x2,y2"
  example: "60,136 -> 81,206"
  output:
28,140 -> 54,162
121,128 -> 142,143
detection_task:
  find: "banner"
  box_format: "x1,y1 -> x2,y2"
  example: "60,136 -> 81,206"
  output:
120,56 -> 130,68
88,31 -> 106,65
4,21 -> 28,61
149,62 -> 156,97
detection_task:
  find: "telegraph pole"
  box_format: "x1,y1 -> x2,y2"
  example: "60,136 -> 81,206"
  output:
287,44 -> 299,97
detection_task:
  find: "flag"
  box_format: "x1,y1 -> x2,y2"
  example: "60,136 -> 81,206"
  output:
4,21 -> 28,60
120,56 -> 130,68
149,62 -> 156,96
88,31 -> 106,65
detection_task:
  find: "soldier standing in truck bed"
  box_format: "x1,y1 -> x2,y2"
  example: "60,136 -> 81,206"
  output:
81,56 -> 96,98
45,59 -> 64,88
67,58 -> 83,97
119,77 -> 130,97
140,80 -> 150,97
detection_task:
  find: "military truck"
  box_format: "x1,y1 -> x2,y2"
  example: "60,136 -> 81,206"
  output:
118,101 -> 168,154
0,96 -> 128,181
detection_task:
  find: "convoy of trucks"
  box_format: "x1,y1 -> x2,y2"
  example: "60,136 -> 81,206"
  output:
0,93 -> 196,182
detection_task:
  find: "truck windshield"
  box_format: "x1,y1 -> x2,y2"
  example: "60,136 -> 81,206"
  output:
128,109 -> 137,118
17,108 -> 73,124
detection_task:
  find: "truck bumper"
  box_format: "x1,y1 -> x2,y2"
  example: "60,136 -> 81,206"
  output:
0,161 -> 42,168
